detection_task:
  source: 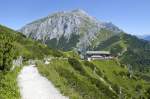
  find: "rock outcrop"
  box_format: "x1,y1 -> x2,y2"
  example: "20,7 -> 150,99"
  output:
20,9 -> 121,51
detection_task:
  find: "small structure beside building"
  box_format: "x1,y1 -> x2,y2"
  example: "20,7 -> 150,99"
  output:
85,51 -> 113,61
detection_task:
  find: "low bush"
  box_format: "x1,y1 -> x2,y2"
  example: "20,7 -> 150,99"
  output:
135,84 -> 143,91
95,69 -> 103,77
118,71 -> 126,77
0,33 -> 17,71
84,61 -> 103,77
68,58 -> 84,74
83,61 -> 95,70
51,50 -> 64,57
145,87 -> 150,98
112,84 -> 120,94
88,76 -> 117,99
56,67 -> 107,99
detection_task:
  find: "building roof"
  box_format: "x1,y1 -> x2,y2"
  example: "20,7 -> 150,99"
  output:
91,55 -> 103,58
86,51 -> 110,55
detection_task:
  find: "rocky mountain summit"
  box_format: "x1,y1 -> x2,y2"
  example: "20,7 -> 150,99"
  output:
20,9 -> 121,51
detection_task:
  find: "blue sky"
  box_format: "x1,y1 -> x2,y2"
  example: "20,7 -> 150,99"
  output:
0,0 -> 150,35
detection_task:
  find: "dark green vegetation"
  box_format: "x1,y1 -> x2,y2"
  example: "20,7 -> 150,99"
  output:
44,28 -> 150,73
90,29 -> 117,48
33,27 -> 150,73
1,23 -> 150,99
0,25 -> 62,98
18,9 -> 150,74
37,56 -> 150,99
46,34 -> 80,51
94,31 -> 150,72
0,25 -> 63,71
0,30 -> 17,71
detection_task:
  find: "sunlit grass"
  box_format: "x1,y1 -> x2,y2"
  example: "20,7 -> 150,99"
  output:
0,67 -> 21,99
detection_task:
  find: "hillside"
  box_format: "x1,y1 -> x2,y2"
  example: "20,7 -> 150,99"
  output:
94,32 -> 150,72
0,24 -> 150,99
0,24 -> 63,62
37,57 -> 150,99
0,25 -> 63,99
19,9 -> 150,73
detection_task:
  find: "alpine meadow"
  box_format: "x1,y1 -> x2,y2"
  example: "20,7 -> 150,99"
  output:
0,1 -> 150,99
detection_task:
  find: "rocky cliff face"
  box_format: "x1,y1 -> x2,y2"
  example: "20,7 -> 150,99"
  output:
19,9 -> 121,51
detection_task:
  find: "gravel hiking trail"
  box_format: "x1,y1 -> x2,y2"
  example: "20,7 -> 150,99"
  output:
17,65 -> 69,99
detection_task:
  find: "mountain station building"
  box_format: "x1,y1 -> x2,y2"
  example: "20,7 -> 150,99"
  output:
86,51 -> 113,61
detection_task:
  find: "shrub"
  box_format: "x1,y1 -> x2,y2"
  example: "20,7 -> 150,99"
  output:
90,77 -> 117,99
83,61 -> 103,77
56,67 -> 103,99
68,58 -> 84,74
118,71 -> 126,77
145,87 -> 150,98
135,84 -> 143,91
113,71 -> 118,76
110,44 -> 123,56
51,50 -> 64,57
83,61 -> 95,70
0,34 -> 16,71
95,69 -> 103,77
112,84 -> 120,94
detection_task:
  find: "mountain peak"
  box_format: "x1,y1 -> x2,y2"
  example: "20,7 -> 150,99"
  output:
20,9 -> 121,50
71,9 -> 87,14
70,9 -> 90,17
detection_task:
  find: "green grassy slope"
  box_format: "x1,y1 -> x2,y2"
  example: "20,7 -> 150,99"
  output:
0,24 -> 63,60
93,60 -> 150,98
37,57 -> 150,99
95,32 -> 150,72
0,25 -> 63,98
0,67 -> 21,99
1,24 -> 150,99
90,29 -> 117,48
